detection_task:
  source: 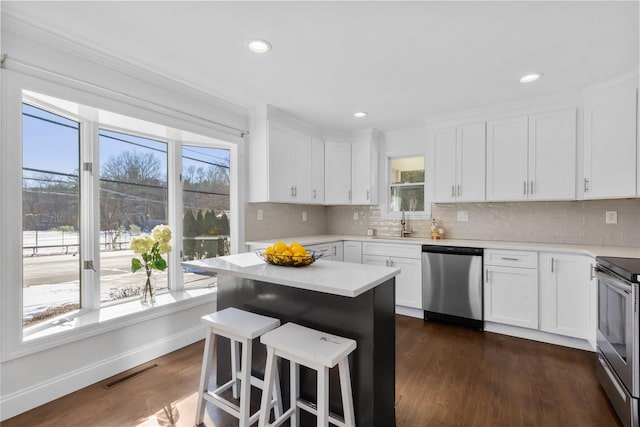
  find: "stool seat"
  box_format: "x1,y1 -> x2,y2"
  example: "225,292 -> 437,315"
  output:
201,307 -> 281,340
260,322 -> 357,368
259,322 -> 357,427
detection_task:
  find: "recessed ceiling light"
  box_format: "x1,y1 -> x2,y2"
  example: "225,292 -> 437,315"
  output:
354,112 -> 368,118
520,73 -> 543,83
247,39 -> 272,54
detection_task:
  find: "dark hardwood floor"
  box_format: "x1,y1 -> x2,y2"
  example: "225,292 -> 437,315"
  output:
3,315 -> 620,426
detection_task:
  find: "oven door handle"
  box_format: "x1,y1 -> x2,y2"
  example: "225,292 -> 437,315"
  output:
596,267 -> 636,294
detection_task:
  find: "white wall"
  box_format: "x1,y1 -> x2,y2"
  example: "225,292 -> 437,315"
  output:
0,14 -> 246,420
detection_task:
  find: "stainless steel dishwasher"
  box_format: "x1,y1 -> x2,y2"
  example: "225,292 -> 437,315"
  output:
422,245 -> 484,330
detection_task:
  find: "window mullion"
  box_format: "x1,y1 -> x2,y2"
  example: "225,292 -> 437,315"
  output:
168,140 -> 183,291
80,120 -> 101,310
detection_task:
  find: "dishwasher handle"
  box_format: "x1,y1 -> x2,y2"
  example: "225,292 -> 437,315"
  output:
422,245 -> 483,256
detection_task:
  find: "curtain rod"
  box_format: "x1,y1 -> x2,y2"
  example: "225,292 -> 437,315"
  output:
1,54 -> 250,138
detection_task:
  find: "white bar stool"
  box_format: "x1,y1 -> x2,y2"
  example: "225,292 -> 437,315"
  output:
258,322 -> 357,427
195,307 -> 284,427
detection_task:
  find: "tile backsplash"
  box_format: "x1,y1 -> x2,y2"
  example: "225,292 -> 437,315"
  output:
248,199 -> 640,248
245,203 -> 327,241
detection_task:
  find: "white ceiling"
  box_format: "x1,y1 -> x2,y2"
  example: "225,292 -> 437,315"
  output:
3,1 -> 639,133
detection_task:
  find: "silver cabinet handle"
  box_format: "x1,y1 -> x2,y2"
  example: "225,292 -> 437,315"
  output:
485,268 -> 489,283
584,178 -> 590,192
348,190 -> 352,201
523,181 -> 527,195
457,184 -> 461,196
551,257 -> 555,273
294,186 -> 297,197
501,257 -> 519,261
590,264 -> 596,281
290,186 -> 295,197
366,189 -> 370,200
451,185 -> 455,197
313,189 -> 317,199
530,181 -> 534,195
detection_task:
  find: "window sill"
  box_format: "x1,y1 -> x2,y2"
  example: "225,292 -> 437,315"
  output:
6,288 -> 217,361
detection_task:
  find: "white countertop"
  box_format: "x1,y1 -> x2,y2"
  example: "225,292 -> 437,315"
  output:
246,234 -> 640,259
182,252 -> 400,298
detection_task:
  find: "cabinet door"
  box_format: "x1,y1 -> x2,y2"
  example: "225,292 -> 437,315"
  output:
310,137 -> 325,204
390,256 -> 422,309
324,142 -> 352,204
267,122 -> 294,202
432,127 -> 457,202
343,241 -> 362,264
351,142 -> 373,204
457,123 -> 486,202
486,116 -> 529,201
539,253 -> 590,339
584,89 -> 637,198
484,265 -> 538,329
331,241 -> 344,262
528,109 -> 576,200
290,131 -> 312,203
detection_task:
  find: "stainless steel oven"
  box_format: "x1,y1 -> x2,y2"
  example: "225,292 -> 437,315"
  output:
596,256 -> 640,427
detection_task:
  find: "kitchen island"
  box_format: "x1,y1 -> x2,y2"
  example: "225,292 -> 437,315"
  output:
183,252 -> 400,426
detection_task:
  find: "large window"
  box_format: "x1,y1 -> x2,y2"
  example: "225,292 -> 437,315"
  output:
20,94 -> 234,331
182,145 -> 230,288
99,130 -> 168,303
389,156 -> 425,212
22,104 -> 81,328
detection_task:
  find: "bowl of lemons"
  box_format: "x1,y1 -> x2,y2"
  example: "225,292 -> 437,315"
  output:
255,241 -> 321,267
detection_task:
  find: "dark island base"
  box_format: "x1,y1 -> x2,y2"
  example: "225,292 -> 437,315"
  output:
215,274 -> 396,427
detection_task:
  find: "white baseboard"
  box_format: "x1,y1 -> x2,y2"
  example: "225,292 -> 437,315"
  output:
395,305 -> 423,319
484,322 -> 595,352
0,325 -> 204,421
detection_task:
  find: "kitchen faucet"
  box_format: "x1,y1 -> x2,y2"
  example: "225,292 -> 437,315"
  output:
400,210 -> 413,238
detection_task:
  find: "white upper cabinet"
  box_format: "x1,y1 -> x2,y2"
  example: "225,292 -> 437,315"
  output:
486,116 -> 529,201
487,110 -> 576,202
267,121 -> 312,203
583,76 -> 638,199
310,137 -> 325,204
351,141 -> 379,205
248,106 -> 324,204
432,127 -> 457,202
324,142 -> 352,204
432,123 -> 485,203
527,109 -> 576,200
325,137 -> 379,205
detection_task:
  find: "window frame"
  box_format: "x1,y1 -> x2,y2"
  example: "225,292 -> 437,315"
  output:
382,151 -> 430,220
2,72 -> 237,360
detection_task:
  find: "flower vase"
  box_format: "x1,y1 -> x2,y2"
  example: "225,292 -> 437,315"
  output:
140,271 -> 156,303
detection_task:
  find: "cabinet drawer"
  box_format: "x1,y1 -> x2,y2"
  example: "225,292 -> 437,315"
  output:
484,249 -> 537,268
362,242 -> 421,259
306,243 -> 332,257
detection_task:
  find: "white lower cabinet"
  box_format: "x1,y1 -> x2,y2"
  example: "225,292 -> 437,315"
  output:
362,242 -> 422,309
484,263 -> 539,329
307,241 -> 343,261
343,241 -> 362,264
539,253 -> 592,340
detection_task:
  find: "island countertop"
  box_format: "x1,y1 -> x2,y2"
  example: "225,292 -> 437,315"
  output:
182,252 -> 400,298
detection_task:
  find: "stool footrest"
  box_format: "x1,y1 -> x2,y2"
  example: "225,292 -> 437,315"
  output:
297,398 -> 347,427
204,390 -> 267,425
268,406 -> 296,427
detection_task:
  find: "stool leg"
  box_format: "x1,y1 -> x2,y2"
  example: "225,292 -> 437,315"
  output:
272,357 -> 284,418
239,338 -> 253,427
338,358 -> 356,427
230,339 -> 241,399
317,366 -> 329,427
290,361 -> 299,427
259,346 -> 277,427
195,329 -> 215,426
